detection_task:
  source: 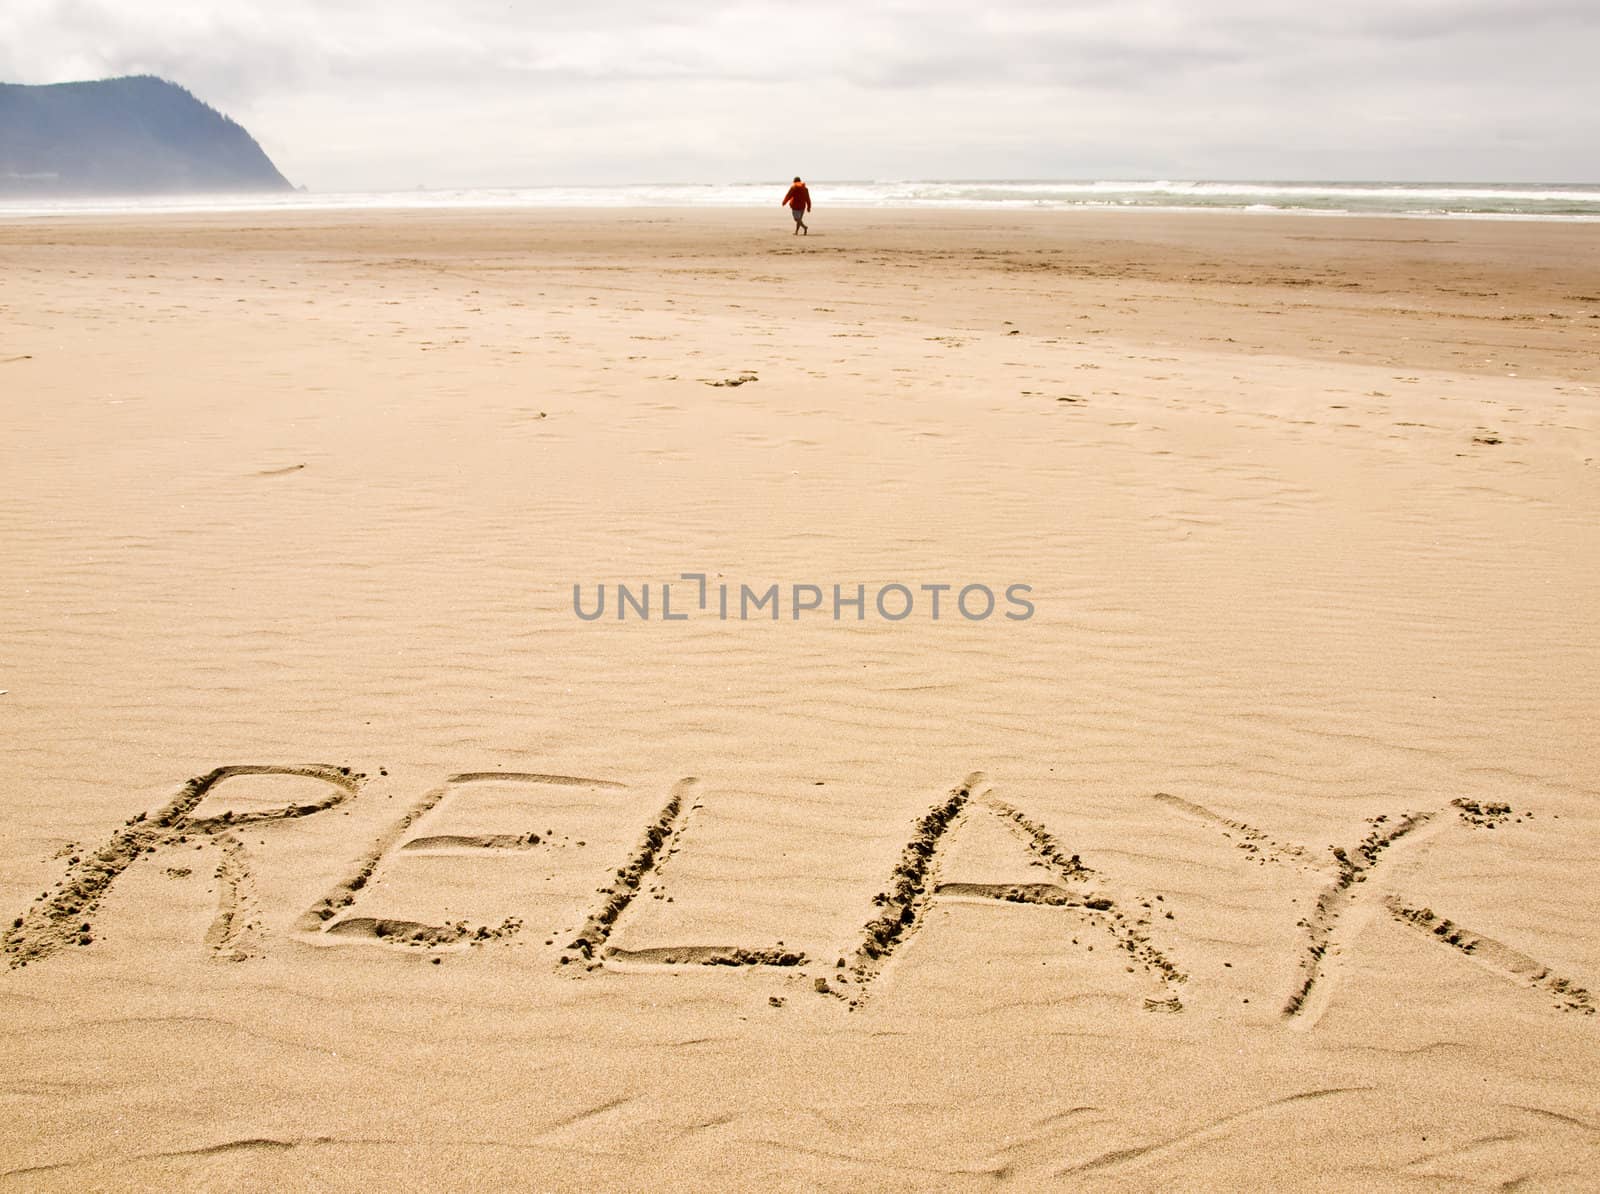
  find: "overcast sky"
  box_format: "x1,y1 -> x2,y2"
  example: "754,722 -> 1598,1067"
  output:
2,0 -> 1595,189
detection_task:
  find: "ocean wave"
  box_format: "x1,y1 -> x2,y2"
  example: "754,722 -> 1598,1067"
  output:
3,179 -> 1598,220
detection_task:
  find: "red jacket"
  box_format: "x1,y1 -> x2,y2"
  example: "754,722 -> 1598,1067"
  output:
782,183 -> 811,212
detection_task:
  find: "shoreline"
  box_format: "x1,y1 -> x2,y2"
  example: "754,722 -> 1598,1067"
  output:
8,206 -> 1600,225
7,204 -> 1600,225
5,178 -> 1600,223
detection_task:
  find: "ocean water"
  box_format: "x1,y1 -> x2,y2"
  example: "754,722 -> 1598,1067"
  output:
2,179 -> 1599,220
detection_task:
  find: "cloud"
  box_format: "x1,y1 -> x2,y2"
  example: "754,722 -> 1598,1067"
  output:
1,0 -> 1595,187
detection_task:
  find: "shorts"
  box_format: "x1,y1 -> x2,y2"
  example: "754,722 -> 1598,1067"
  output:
792,205 -> 807,222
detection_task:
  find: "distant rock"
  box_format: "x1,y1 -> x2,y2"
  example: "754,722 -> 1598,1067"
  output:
0,75 -> 292,195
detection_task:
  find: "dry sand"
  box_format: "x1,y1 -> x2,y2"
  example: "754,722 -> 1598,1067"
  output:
0,206 -> 1597,1190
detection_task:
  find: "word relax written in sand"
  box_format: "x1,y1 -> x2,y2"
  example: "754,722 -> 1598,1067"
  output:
571,577 -> 1036,621
3,767 -> 1591,1022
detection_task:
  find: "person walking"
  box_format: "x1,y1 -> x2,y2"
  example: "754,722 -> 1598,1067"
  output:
782,176 -> 811,235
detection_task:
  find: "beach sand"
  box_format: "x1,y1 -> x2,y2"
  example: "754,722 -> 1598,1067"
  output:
0,206 -> 1597,1189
